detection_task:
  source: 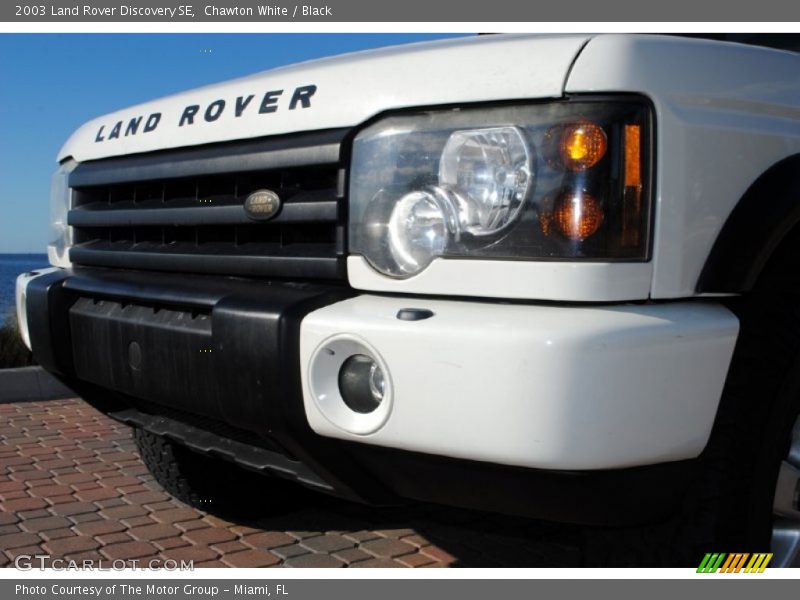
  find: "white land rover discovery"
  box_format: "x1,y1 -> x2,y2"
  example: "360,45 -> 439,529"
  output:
16,33 -> 800,566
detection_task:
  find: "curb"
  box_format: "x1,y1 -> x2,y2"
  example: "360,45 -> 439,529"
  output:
0,366 -> 74,404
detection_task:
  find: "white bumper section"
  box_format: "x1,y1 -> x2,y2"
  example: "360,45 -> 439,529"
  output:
300,296 -> 739,471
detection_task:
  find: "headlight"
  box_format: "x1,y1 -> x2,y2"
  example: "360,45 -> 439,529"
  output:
349,99 -> 652,278
48,160 -> 77,268
438,126 -> 533,236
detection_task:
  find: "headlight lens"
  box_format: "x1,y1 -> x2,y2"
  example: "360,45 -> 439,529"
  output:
49,160 -> 76,268
438,126 -> 533,236
350,100 -> 651,278
386,189 -> 448,276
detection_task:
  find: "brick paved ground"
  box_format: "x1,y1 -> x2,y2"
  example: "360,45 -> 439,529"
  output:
0,398 -> 583,568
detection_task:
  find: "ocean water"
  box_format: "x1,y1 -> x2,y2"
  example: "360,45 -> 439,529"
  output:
0,254 -> 49,324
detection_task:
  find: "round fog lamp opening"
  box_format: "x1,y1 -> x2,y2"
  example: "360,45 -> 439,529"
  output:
338,354 -> 386,414
308,336 -> 393,435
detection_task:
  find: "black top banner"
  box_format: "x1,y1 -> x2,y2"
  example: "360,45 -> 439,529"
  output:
4,0 -> 800,21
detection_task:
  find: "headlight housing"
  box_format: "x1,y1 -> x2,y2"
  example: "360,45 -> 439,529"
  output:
48,160 -> 76,268
349,99 -> 652,278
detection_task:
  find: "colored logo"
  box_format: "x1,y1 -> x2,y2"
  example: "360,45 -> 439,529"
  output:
244,189 -> 281,221
697,553 -> 773,573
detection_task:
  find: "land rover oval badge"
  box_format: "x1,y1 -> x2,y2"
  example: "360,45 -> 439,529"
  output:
244,189 -> 281,221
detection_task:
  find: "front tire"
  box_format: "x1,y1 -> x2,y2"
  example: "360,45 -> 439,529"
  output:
584,235 -> 800,566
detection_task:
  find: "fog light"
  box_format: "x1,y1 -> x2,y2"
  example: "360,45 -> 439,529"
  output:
308,335 -> 393,435
338,354 -> 385,414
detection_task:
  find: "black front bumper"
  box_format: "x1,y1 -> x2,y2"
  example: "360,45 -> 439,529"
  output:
25,266 -> 384,503
25,267 -> 697,526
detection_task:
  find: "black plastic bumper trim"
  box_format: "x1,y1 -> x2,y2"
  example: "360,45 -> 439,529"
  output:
109,407 -> 333,493
25,268 -> 74,377
342,442 -> 697,526
27,267 -> 390,505
60,268 -> 321,308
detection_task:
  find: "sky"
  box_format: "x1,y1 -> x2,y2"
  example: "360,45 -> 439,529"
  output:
0,33 -> 467,253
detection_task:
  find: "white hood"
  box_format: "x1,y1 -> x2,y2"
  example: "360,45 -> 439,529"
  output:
59,34 -> 592,163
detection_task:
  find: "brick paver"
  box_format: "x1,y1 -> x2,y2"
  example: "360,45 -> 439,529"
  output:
221,549 -> 280,567
0,398 -> 582,568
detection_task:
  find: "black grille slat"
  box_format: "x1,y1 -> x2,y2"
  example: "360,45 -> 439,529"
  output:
68,133 -> 347,281
69,196 -> 338,227
68,129 -> 347,188
70,244 -> 342,279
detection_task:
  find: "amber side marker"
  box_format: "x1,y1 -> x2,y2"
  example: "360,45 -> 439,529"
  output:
621,124 -> 643,248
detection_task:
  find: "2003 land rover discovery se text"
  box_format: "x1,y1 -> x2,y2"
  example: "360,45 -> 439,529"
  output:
15,33 -> 800,566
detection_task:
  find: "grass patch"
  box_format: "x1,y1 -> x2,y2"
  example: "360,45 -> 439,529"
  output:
0,312 -> 35,369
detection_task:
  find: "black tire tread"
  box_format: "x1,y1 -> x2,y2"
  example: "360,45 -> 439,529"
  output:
133,428 -> 288,517
133,428 -> 207,507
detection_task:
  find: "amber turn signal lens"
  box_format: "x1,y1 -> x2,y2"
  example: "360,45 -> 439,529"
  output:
560,122 -> 607,171
552,190 -> 604,241
624,124 -> 642,187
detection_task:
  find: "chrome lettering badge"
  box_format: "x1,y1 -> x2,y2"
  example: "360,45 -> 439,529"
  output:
244,189 -> 282,221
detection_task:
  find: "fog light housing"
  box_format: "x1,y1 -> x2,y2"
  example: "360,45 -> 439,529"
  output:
338,354 -> 385,414
308,335 -> 393,434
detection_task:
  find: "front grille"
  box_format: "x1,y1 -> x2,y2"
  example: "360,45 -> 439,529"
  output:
67,130 -> 348,281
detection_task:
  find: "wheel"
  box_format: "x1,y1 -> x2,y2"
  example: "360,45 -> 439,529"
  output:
772,415 -> 800,566
583,233 -> 800,567
133,427 -> 301,518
